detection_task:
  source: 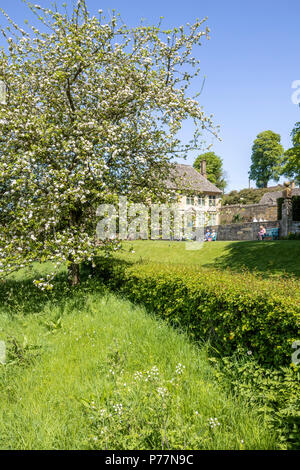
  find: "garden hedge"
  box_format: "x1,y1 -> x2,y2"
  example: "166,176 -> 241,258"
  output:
96,259 -> 300,367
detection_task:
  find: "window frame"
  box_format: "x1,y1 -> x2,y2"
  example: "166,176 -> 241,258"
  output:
186,195 -> 195,206
209,195 -> 217,207
197,195 -> 206,206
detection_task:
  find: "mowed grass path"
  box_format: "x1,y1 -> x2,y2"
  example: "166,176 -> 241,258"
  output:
116,240 -> 300,277
0,271 -> 277,450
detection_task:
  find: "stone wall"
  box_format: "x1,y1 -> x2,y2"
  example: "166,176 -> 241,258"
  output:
289,221 -> 300,234
207,221 -> 280,241
220,203 -> 278,224
208,189 -> 299,240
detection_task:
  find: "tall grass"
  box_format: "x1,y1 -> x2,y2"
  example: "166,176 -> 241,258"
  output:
0,270 -> 277,450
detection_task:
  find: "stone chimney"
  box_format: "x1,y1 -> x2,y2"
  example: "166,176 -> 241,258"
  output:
200,160 -> 207,178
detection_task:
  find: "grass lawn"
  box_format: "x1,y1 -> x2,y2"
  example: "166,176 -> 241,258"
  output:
116,240 -> 300,277
0,268 -> 277,450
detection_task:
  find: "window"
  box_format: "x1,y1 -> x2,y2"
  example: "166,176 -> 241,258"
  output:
186,196 -> 194,206
197,196 -> 206,206
209,195 -> 216,206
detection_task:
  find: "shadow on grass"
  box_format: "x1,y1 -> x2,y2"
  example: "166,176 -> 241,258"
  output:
0,257 -> 132,317
205,240 -> 300,278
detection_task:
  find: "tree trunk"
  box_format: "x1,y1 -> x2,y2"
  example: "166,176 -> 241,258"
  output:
68,260 -> 80,286
68,207 -> 82,286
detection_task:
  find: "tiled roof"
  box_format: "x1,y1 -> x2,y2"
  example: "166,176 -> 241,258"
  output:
259,188 -> 300,204
166,164 -> 222,194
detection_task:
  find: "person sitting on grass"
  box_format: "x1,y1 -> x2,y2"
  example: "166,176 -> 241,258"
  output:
205,229 -> 211,241
258,225 -> 266,241
211,229 -> 217,241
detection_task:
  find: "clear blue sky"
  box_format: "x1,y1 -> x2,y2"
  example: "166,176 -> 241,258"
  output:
1,0 -> 300,191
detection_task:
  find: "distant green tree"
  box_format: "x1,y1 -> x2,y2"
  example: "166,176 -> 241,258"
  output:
282,122 -> 300,185
222,186 -> 284,205
193,151 -> 227,191
249,131 -> 284,188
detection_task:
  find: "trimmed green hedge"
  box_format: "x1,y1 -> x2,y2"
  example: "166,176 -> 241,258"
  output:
96,260 -> 300,367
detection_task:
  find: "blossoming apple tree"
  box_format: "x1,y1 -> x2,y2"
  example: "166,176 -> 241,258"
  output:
0,0 -> 215,285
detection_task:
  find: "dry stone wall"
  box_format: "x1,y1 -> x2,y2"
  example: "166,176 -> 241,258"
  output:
220,203 -> 278,224
206,221 -> 280,241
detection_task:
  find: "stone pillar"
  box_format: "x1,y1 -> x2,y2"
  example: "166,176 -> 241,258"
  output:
281,182 -> 293,237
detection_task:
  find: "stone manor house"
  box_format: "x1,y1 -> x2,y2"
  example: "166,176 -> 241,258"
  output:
166,162 -> 300,240
166,162 -> 222,227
